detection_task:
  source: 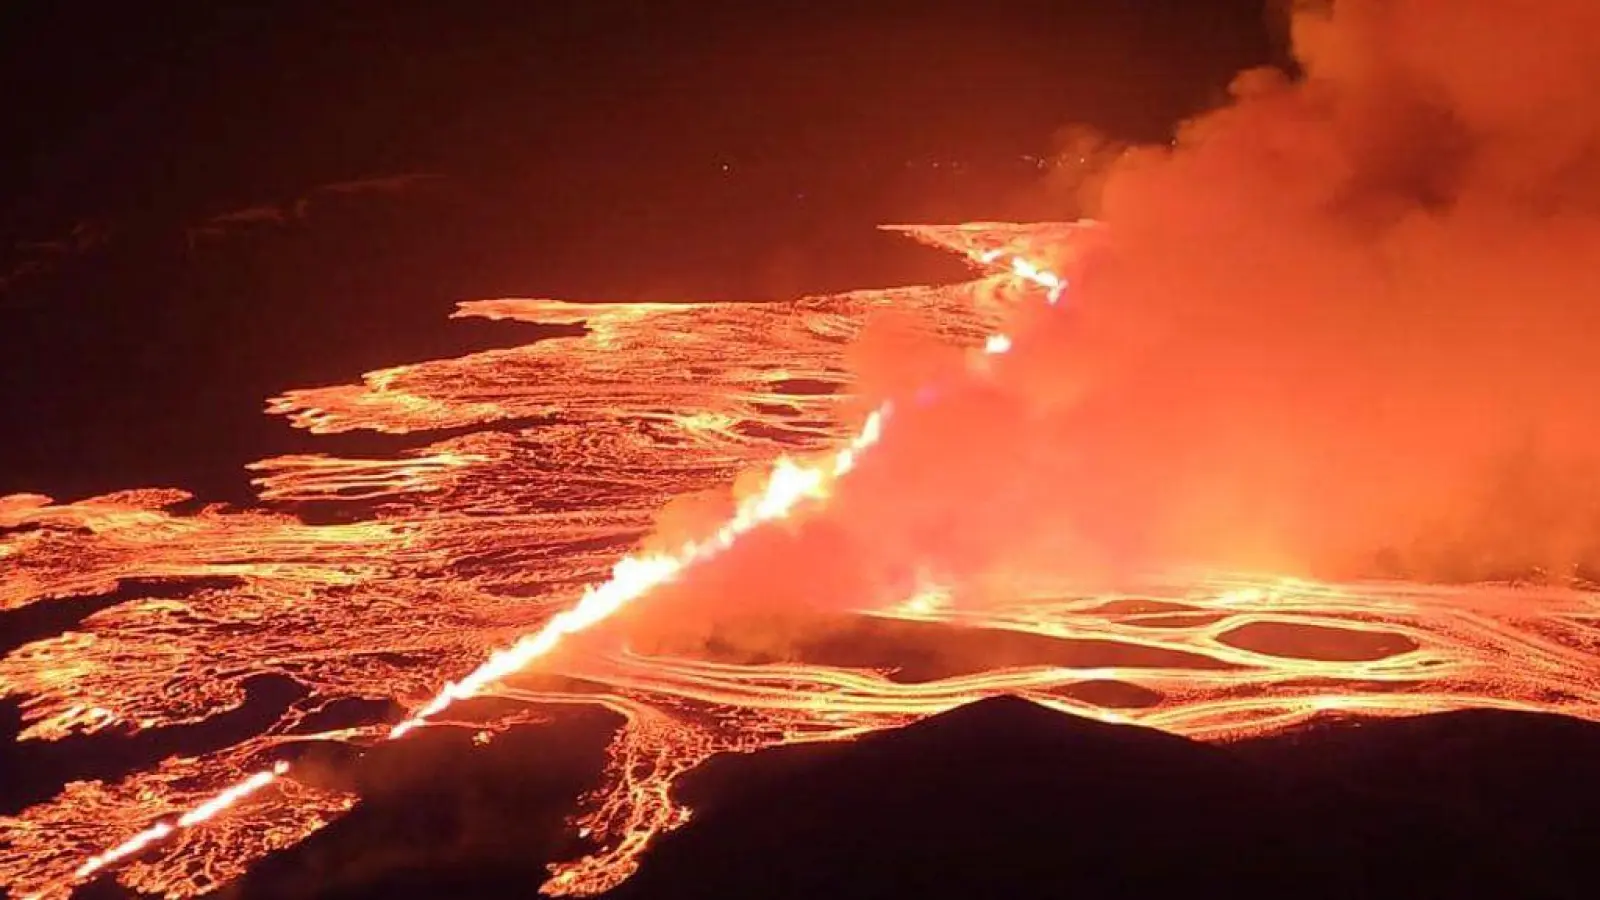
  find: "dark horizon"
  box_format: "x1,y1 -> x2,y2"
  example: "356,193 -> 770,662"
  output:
2,3 -> 1281,223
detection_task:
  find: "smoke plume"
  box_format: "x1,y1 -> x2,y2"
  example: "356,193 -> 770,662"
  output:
610,0 -> 1600,656
1021,0 -> 1600,581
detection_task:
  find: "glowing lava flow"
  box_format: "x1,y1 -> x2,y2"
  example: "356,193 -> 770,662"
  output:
42,242 -> 1059,893
4,221 -> 1596,900
70,763 -> 290,883
392,243 -> 1062,734
389,407 -> 890,738
43,242 -> 1055,894
981,247 -> 1067,302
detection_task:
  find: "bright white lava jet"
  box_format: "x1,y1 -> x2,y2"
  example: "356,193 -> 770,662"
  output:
63,246 -> 1069,887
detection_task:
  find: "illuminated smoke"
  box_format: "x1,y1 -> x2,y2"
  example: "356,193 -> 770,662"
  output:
720,0 -> 1600,595
388,405 -> 892,738
1041,0 -> 1600,579
10,4 -> 1600,895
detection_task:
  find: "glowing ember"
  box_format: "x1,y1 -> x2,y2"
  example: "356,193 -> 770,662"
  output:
1,223 -> 1596,900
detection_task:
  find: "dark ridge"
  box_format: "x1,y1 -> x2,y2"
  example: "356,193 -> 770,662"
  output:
604,698 -> 1598,900
227,707 -> 623,900
1236,706 -> 1600,797
64,696 -> 1599,900
887,692 -> 1175,746
614,696 -> 1300,900
1233,708 -> 1600,900
672,694 -> 1214,816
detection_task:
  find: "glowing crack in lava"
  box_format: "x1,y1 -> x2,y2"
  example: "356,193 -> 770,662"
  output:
1,222 -> 1598,899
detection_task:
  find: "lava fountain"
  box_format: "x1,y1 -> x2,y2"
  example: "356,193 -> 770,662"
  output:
1,223 -> 1596,899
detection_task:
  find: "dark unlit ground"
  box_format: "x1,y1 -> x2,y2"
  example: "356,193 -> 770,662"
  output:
137,696 -> 1599,900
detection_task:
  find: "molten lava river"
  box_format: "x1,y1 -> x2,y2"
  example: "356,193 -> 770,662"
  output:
2,223 -> 1597,899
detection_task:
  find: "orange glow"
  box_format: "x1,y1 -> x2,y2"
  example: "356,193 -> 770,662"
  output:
1,224 -> 1595,900
71,762 -> 290,882
388,405 -> 888,740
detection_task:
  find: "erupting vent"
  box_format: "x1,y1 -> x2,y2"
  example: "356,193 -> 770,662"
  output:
2,223 -> 1597,898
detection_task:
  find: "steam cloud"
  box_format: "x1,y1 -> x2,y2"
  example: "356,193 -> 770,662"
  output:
610,0 -> 1600,654
1024,0 -> 1600,581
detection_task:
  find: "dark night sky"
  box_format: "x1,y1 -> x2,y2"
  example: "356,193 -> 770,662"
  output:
0,1 -> 1280,501
1,2 -> 1279,216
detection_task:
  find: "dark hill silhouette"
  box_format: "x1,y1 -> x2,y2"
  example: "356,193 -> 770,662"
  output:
610,697 -> 1596,900
222,697 -> 1600,900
